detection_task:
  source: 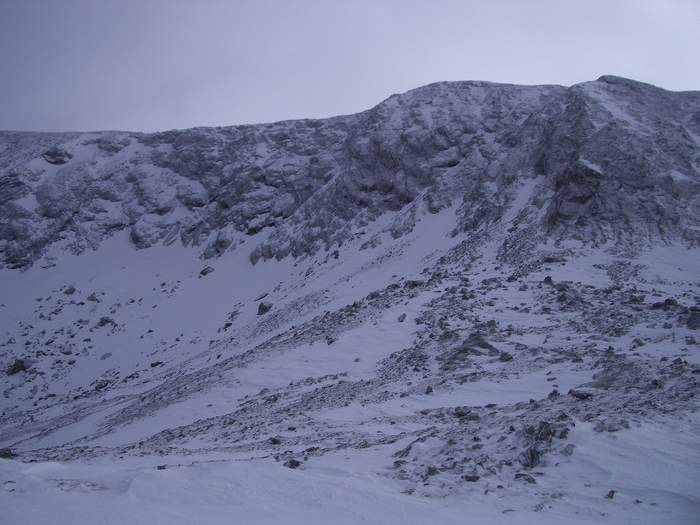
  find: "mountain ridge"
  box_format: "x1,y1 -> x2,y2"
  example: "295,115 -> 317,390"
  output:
1,75 -> 698,271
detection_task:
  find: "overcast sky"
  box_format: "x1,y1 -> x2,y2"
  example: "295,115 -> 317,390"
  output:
1,0 -> 698,132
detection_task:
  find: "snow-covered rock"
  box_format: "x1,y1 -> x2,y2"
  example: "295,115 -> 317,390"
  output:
2,76 -> 698,270
0,76 -> 699,524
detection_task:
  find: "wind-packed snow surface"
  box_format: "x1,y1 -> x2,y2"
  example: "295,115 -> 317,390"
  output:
1,76 -> 699,524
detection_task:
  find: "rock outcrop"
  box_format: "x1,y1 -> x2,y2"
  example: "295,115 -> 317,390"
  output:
1,76 -> 698,269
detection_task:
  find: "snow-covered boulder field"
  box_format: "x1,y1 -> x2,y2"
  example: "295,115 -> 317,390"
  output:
1,76 -> 699,524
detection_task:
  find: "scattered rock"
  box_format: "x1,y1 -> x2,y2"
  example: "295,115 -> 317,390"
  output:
568,388 -> 593,400
6,358 -> 27,375
0,448 -> 16,459
199,266 -> 215,277
561,444 -> 576,456
283,459 -> 302,469
594,418 -> 629,433
257,301 -> 273,315
454,406 -> 469,418
515,473 -> 536,484
687,310 -> 700,330
528,421 -> 554,442
96,317 -> 116,328
651,298 -> 678,310
42,147 -> 72,164
518,447 -> 540,468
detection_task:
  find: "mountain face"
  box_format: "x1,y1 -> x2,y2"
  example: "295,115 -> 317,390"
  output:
1,76 -> 699,523
2,75 -> 699,270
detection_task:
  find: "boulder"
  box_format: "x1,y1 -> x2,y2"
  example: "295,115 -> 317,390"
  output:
518,446 -> 540,468
283,459 -> 301,469
6,358 -> 27,375
199,266 -> 215,277
569,388 -> 594,400
41,147 -> 72,165
257,301 -> 273,315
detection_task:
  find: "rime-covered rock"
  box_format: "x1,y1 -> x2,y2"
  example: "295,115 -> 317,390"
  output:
1,76 -> 698,269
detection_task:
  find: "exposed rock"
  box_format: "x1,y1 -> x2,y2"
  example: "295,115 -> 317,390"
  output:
687,310 -> 700,330
518,447 -> 541,468
199,266 -> 215,277
569,388 -> 594,400
0,76 -> 699,511
283,459 -> 302,469
561,444 -> 576,456
515,473 -> 536,484
96,317 -> 116,328
651,298 -> 678,310
6,358 -> 27,375
93,379 -> 110,390
41,147 -> 72,164
257,301 -> 273,315
3,76 -> 697,268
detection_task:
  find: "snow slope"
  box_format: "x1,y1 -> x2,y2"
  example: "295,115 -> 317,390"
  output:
1,76 -> 699,524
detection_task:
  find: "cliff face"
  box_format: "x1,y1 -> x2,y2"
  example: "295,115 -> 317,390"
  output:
2,76 -> 698,269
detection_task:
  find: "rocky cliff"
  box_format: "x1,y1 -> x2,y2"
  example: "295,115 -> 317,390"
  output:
2,76 -> 698,270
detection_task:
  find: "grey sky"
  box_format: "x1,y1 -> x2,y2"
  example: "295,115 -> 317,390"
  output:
1,0 -> 698,132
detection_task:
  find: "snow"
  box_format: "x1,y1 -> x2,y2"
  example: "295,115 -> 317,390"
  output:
0,203 -> 464,449
2,413 -> 698,525
579,157 -> 603,174
321,372 -> 588,423
666,169 -> 692,182
579,81 -> 650,132
1,76 -> 699,524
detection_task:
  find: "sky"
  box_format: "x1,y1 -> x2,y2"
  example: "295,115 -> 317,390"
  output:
0,0 -> 698,132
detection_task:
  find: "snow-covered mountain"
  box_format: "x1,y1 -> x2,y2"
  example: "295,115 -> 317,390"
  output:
1,76 -> 699,524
